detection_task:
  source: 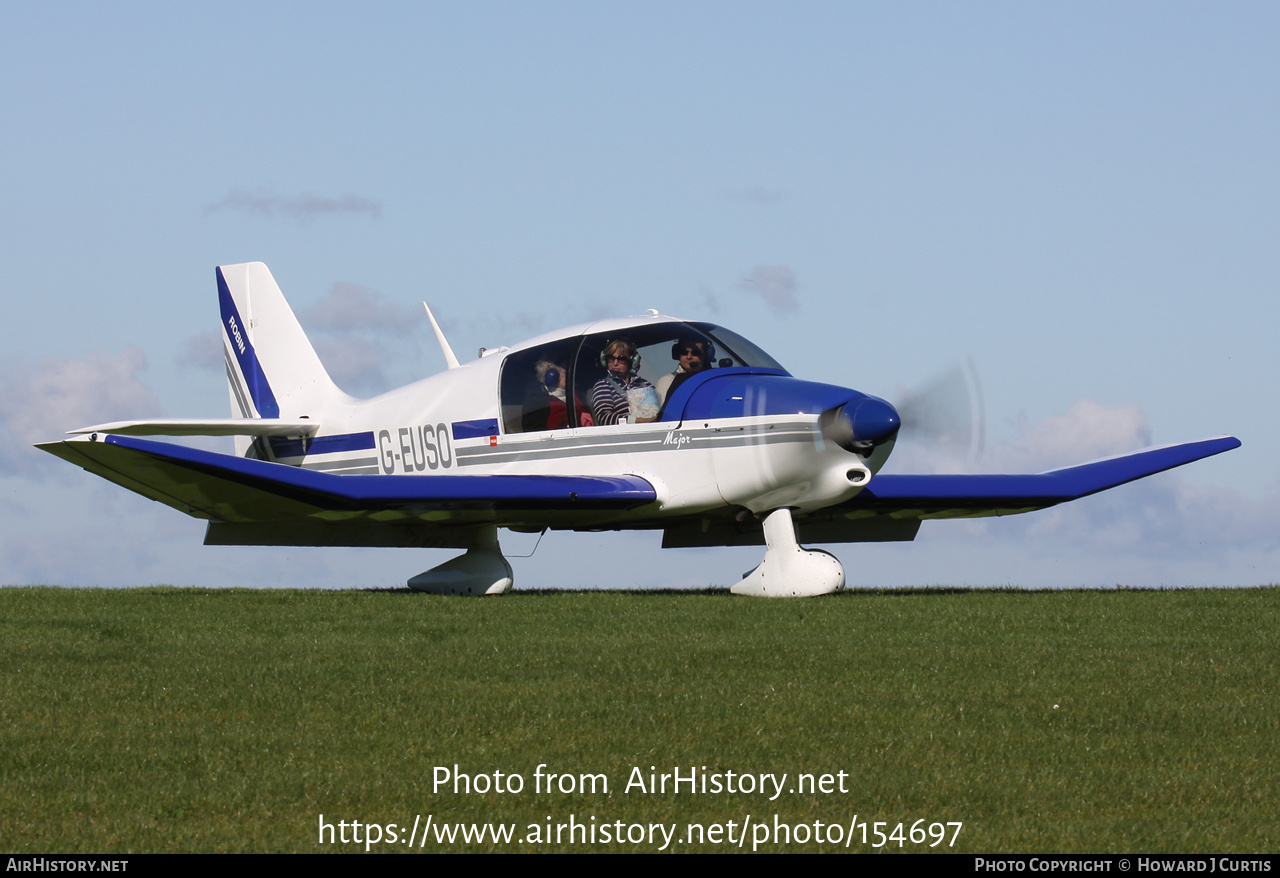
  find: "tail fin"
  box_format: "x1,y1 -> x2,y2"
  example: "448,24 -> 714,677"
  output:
218,262 -> 346,455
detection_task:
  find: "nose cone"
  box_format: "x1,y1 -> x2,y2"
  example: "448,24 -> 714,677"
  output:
825,396 -> 901,454
847,396 -> 901,444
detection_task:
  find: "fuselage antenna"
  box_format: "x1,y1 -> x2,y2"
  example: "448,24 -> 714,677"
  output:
423,302 -> 461,370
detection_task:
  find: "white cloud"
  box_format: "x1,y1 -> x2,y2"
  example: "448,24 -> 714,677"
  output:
311,336 -> 401,397
698,285 -> 720,315
297,282 -> 421,337
176,330 -> 223,372
738,265 -> 799,314
175,283 -> 428,393
203,189 -> 381,222
890,398 -> 1278,573
0,479 -> 417,588
996,398 -> 1152,473
293,282 -> 428,395
0,349 -> 161,474
468,310 -> 552,341
1010,465 -> 1280,563
726,186 -> 785,206
894,398 -> 1151,476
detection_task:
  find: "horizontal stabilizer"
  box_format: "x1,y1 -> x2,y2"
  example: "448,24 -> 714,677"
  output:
836,435 -> 1241,520
37,436 -> 656,544
69,419 -> 321,438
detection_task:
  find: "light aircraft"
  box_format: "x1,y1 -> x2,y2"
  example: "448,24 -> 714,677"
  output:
39,262 -> 1240,597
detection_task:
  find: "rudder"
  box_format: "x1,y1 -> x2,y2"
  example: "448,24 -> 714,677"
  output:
218,262 -> 347,454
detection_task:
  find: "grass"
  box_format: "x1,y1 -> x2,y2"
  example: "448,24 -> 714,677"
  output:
1,586 -> 1276,852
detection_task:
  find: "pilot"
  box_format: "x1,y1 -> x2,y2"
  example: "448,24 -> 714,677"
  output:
656,337 -> 712,403
591,339 -> 659,425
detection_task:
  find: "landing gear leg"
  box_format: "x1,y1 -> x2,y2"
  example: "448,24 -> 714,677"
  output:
731,508 -> 845,598
407,527 -> 514,595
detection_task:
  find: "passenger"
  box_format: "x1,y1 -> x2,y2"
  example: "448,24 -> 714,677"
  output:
656,338 -> 712,403
529,361 -> 594,429
591,339 -> 659,425
534,361 -> 570,429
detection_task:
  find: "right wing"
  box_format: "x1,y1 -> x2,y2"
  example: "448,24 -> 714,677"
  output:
38,434 -> 656,548
68,419 -> 319,437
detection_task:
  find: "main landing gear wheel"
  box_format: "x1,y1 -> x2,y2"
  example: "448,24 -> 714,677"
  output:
408,527 -> 514,595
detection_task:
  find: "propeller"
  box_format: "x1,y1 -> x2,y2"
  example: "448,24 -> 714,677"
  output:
893,357 -> 986,462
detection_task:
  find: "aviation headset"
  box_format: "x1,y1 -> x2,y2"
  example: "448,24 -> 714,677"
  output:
536,360 -> 564,391
671,338 -> 714,364
600,339 -> 642,372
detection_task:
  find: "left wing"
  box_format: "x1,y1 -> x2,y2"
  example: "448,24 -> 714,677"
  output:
662,436 -> 1241,547
38,435 -> 656,548
838,435 -> 1241,519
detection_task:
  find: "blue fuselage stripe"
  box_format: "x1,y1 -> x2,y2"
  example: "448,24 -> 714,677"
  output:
268,432 -> 377,458
452,419 -> 499,440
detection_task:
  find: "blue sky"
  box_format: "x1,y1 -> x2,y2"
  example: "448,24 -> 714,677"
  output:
3,2 -> 1277,589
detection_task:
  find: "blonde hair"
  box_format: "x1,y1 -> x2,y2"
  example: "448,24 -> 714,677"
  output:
605,339 -> 636,358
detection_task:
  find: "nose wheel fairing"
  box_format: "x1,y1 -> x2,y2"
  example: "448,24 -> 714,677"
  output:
730,507 -> 845,598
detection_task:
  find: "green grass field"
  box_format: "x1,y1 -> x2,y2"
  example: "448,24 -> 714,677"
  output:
1,586 -> 1276,853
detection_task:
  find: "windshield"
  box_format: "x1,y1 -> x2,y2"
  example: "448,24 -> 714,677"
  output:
692,323 -> 786,371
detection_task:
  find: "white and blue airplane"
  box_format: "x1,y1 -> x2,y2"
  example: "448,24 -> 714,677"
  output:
39,262 -> 1240,597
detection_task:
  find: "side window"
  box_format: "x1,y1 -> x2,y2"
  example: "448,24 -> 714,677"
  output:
499,344 -> 577,434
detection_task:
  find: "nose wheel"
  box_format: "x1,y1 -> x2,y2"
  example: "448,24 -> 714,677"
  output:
731,507 -> 845,598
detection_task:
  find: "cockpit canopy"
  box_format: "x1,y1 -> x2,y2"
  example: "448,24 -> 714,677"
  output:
499,321 -> 786,434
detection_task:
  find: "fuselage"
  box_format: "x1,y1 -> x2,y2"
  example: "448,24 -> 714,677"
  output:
254,314 -> 900,520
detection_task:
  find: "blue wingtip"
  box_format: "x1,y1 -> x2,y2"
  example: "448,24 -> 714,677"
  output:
1041,435 -> 1241,497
